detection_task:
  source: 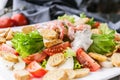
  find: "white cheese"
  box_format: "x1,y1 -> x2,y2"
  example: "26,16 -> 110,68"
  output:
71,26 -> 93,51
58,57 -> 74,69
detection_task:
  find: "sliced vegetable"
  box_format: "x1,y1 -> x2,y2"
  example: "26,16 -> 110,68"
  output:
76,48 -> 100,71
0,44 -> 18,55
23,52 -> 47,64
44,42 -> 70,56
12,31 -> 44,58
88,24 -> 116,54
93,22 -> 100,28
26,61 -> 47,78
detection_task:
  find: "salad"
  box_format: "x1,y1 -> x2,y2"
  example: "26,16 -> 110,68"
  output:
0,13 -> 120,80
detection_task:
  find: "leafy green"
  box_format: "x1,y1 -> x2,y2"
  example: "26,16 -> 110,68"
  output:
12,31 -> 44,58
80,13 -> 86,18
100,23 -> 115,35
80,13 -> 95,26
88,24 -> 116,54
74,57 -> 82,69
64,48 -> 81,69
58,14 -> 75,23
86,17 -> 95,26
41,59 -> 47,68
64,48 -> 76,58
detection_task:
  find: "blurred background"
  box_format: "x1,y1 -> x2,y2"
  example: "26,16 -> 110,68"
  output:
0,0 -> 120,23
0,0 -> 120,30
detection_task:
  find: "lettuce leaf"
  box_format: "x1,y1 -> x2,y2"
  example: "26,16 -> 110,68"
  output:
12,31 -> 44,58
58,14 -> 75,23
41,59 -> 47,68
88,23 -> 116,54
80,13 -> 86,18
64,48 -> 76,58
74,57 -> 82,69
80,13 -> 95,26
64,48 -> 81,69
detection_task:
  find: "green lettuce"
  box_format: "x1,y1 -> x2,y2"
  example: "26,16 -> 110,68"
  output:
80,13 -> 95,26
41,59 -> 47,68
80,13 -> 86,18
74,57 -> 82,69
88,23 -> 116,54
12,31 -> 44,58
64,48 -> 81,69
58,14 -> 75,23
64,48 -> 76,58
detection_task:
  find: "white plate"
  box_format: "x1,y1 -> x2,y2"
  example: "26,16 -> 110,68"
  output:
0,26 -> 120,80
0,63 -> 120,80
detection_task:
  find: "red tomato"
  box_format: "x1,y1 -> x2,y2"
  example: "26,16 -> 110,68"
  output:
11,13 -> 28,26
44,42 -> 70,56
0,17 -> 14,28
23,52 -> 47,64
0,44 -> 19,55
93,22 -> 100,28
26,61 -> 47,78
76,48 -> 100,72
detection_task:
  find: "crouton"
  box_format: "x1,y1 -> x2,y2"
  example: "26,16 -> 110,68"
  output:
22,26 -> 36,34
39,29 -> 58,40
111,53 -> 120,67
43,39 -> 62,47
2,52 -> 18,63
42,69 -> 68,80
14,70 -> 30,80
88,52 -> 107,62
48,53 -> 65,67
65,68 -> 90,79
0,37 -> 6,43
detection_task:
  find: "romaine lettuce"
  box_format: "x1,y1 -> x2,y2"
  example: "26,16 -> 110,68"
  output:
74,57 -> 82,69
88,23 -> 116,54
12,31 -> 44,58
64,47 -> 76,58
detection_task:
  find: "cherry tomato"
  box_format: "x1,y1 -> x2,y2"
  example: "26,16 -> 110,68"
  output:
76,48 -> 100,71
23,52 -> 47,64
0,17 -> 14,28
11,13 -> 28,26
93,22 -> 100,28
0,44 -> 19,55
44,42 -> 70,56
26,61 -> 47,78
